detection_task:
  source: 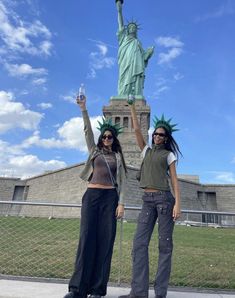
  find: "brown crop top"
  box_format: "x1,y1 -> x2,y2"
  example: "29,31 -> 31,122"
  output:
89,153 -> 117,186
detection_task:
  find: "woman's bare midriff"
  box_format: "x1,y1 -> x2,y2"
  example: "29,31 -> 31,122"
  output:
88,183 -> 115,189
144,188 -> 161,192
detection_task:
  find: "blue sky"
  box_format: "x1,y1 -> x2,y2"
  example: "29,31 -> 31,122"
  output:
0,0 -> 235,183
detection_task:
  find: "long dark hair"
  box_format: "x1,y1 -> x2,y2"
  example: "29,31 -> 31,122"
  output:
151,127 -> 182,161
97,129 -> 127,173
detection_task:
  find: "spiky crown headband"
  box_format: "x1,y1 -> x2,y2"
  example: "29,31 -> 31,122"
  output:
153,115 -> 179,135
97,117 -> 123,136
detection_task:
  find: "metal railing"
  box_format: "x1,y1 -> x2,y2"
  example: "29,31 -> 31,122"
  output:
0,200 -> 235,289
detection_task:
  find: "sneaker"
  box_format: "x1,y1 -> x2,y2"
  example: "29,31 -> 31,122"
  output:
118,295 -> 147,298
64,292 -> 80,298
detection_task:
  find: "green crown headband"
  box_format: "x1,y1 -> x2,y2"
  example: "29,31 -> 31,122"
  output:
97,117 -> 123,136
153,114 -> 179,135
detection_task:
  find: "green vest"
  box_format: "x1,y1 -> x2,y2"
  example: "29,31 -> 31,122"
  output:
139,144 -> 170,191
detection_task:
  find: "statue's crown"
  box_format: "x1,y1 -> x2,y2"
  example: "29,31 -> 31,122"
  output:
153,114 -> 179,135
97,117 -> 123,136
126,19 -> 141,30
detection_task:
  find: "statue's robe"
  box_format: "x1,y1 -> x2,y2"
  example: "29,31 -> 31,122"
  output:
117,28 -> 145,96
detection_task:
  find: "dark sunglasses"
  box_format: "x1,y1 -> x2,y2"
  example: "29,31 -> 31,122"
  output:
154,132 -> 166,138
102,135 -> 113,140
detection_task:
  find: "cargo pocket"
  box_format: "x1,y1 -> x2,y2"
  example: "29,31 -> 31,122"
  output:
157,203 -> 170,215
158,234 -> 173,253
138,207 -> 152,224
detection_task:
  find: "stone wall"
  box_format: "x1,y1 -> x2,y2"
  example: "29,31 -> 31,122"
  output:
179,179 -> 212,222
204,185 -> 235,211
0,177 -> 26,215
0,177 -> 25,201
0,164 -> 235,221
20,163 -> 87,218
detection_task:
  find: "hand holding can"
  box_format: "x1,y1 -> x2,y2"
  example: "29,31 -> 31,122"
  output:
78,83 -> 85,100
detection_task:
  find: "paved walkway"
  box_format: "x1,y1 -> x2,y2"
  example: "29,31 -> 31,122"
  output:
0,279 -> 235,298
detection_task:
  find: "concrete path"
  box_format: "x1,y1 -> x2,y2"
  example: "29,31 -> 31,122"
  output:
0,279 -> 235,298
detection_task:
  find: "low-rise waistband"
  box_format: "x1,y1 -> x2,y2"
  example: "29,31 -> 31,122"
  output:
144,190 -> 168,196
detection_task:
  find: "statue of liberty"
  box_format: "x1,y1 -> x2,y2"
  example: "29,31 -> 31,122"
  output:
116,0 -> 154,98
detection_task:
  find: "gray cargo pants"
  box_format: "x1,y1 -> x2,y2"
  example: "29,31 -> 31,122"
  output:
130,191 -> 175,298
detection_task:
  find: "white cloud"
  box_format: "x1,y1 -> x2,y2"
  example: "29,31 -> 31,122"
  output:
61,91 -> 77,104
37,102 -> 52,110
153,72 -> 184,98
156,85 -> 169,94
4,62 -> 47,77
208,171 -> 235,184
174,72 -> 184,81
158,47 -> 183,65
195,1 -> 235,22
156,77 -> 167,87
0,139 -> 24,159
20,115 -> 103,153
20,90 -> 29,95
155,36 -> 184,48
153,77 -> 169,97
32,77 -> 47,85
0,154 -> 66,179
97,44 -> 108,56
0,90 -> 43,133
88,42 -> 115,78
88,68 -> 96,79
38,40 -> 53,56
20,130 -> 64,149
155,36 -> 184,65
87,38 -> 117,50
57,116 -> 102,152
0,1 -> 53,57
8,155 -> 66,179
0,138 -> 66,179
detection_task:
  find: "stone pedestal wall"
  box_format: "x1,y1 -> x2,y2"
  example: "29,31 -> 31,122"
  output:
0,166 -> 235,220
103,98 -> 150,167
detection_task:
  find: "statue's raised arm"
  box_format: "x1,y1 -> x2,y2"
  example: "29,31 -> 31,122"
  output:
116,0 -> 124,30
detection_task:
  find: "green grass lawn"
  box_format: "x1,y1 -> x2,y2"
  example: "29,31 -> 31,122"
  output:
0,216 -> 235,289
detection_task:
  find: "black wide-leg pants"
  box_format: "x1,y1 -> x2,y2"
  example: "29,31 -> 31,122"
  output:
69,188 -> 118,298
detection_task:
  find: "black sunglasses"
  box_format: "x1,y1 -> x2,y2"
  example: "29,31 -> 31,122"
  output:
102,135 -> 113,140
153,132 -> 166,138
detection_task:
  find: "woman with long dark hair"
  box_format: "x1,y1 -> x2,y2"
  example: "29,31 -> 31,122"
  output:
64,96 -> 127,298
119,104 -> 182,298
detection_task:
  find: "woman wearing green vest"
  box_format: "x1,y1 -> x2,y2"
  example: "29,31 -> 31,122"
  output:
119,102 -> 181,298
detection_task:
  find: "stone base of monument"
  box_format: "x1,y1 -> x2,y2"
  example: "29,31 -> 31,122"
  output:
103,96 -> 150,167
110,95 -> 146,100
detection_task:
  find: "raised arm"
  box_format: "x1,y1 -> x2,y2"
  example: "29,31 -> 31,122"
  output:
76,96 -> 96,153
129,103 -> 146,151
116,0 -> 124,30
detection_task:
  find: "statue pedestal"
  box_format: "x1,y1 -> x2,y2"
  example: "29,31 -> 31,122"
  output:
103,97 -> 150,167
110,95 -> 146,101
